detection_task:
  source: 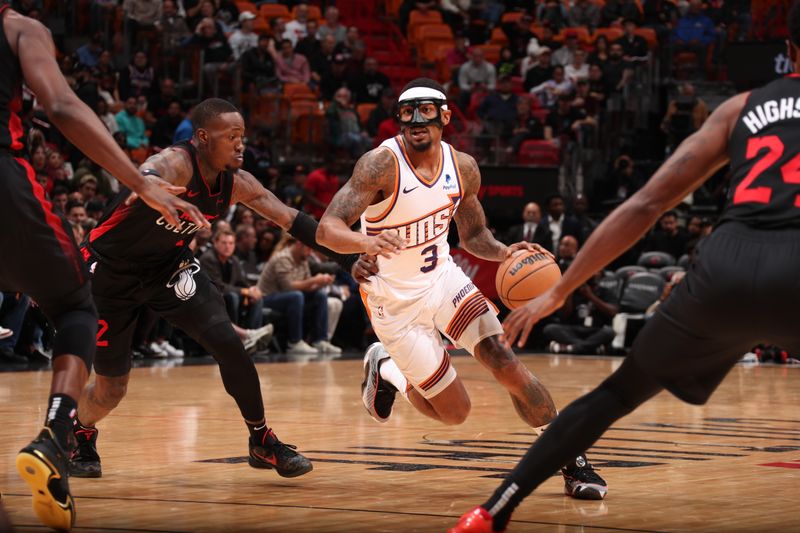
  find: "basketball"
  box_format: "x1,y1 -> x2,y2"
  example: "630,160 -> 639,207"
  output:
495,250 -> 562,309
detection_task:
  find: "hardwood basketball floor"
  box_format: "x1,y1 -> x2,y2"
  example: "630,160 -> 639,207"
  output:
0,355 -> 798,532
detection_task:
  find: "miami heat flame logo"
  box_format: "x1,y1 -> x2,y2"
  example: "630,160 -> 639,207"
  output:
166,258 -> 201,301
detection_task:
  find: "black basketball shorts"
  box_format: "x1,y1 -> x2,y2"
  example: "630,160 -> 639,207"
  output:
86,249 -> 230,377
0,155 -> 91,318
630,221 -> 800,405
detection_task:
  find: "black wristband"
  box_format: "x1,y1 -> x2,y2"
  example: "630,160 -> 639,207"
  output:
289,211 -> 358,273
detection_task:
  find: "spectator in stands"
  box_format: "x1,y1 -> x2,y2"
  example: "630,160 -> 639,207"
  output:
275,39 -> 311,84
255,227 -> 279,266
501,12 -> 535,62
118,50 -> 157,102
200,229 -> 264,329
191,16 -> 235,97
478,75 -> 518,138
507,97 -> 546,154
544,269 -> 617,355
586,63 -> 607,110
352,57 -> 391,104
537,0 -> 568,32
115,96 -> 148,149
644,210 -> 690,260
601,0 -> 642,27
686,215 -> 703,241
672,0 -> 717,60
236,225 -> 260,285
496,46 -> 517,78
588,34 -> 610,68
539,25 -> 561,51
319,53 -> 349,100
151,101 -> 184,149
553,32 -> 580,68
542,194 -> 583,251
66,200 -> 88,226
531,65 -> 573,109
458,47 -> 497,109
257,236 -> 339,357
232,206 -> 255,230
318,6 -> 347,44
284,3 -> 310,46
304,156 -> 341,220
505,202 -> 553,252
556,234 -> 579,270
147,78 -> 178,118
660,82 -> 708,152
445,34 -> 470,79
241,34 -> 277,94
229,11 -> 258,61
326,87 -> 371,158
51,186 -> 69,215
211,0 -> 239,33
30,144 -> 46,176
643,0 -> 679,36
603,42 -> 634,94
523,47 -> 553,92
604,154 -> 644,201
617,18 -> 650,64
572,194 -> 597,241
569,0 -> 601,30
76,33 -> 103,69
520,37 -> 543,79
296,18 -> 320,59
77,174 -> 99,203
155,0 -> 190,56
282,164 -> 308,211
565,49 -> 589,84
334,26 -> 365,62
123,0 -> 162,52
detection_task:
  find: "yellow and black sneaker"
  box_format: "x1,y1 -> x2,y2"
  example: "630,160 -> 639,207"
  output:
248,429 -> 313,478
69,424 -> 101,478
16,427 -> 76,531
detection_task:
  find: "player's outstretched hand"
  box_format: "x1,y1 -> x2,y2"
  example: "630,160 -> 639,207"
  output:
503,287 -> 566,348
352,254 -> 378,283
127,180 -> 210,229
367,230 -> 406,258
505,242 -> 555,261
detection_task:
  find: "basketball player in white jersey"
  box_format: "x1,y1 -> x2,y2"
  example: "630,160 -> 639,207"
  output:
318,78 -> 607,499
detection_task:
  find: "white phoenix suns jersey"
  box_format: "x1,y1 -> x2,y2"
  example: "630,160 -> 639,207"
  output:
360,135 -> 464,300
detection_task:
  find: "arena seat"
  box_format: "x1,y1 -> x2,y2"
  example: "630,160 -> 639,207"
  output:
635,27 -> 658,50
490,27 -> 509,46
615,265 -> 647,280
259,3 -> 290,20
517,140 -> 560,166
658,266 -> 686,281
292,4 -> 321,20
356,103 -> 376,125
593,28 -> 624,43
619,272 -> 664,313
637,251 -> 677,269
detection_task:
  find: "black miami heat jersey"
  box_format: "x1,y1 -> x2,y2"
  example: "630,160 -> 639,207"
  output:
0,3 -> 25,152
87,141 -> 234,266
721,75 -> 800,229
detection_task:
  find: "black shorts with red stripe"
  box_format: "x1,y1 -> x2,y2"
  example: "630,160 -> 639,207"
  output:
0,155 -> 91,317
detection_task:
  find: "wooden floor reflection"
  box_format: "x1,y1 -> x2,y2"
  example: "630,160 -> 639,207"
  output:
1,355 -> 798,532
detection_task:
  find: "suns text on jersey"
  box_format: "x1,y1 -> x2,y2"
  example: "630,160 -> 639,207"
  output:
367,202 -> 457,248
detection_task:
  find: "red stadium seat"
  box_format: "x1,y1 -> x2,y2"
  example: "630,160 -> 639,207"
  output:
259,4 -> 290,20
356,103 -> 377,125
517,140 -> 560,166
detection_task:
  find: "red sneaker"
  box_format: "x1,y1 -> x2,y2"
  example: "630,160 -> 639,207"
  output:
448,506 -> 503,533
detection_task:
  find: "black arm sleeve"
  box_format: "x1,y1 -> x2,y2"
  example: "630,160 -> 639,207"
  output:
289,211 -> 358,272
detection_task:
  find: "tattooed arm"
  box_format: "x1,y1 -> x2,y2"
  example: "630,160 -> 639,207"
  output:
232,169 -> 297,229
139,147 -> 195,189
453,152 -> 509,262
317,147 -> 406,256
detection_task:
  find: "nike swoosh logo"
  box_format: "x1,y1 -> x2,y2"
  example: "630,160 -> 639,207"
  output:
253,450 -> 278,466
402,186 -> 418,194
187,190 -> 200,198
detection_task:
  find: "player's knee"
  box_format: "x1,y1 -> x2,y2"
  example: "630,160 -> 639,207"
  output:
439,399 -> 471,425
94,376 -> 129,408
475,335 -> 516,372
203,322 -> 248,361
50,300 -> 98,371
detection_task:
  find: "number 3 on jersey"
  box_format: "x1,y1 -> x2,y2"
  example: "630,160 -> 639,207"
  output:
420,244 -> 438,273
734,135 -> 800,206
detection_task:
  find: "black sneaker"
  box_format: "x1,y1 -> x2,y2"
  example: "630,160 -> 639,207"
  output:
361,342 -> 397,423
16,427 -> 76,531
562,454 -> 607,500
70,425 -> 102,478
248,429 -> 313,478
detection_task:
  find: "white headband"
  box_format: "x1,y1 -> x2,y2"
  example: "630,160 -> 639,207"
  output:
398,86 -> 448,109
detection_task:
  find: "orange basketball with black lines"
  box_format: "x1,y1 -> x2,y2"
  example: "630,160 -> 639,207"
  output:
495,250 -> 561,309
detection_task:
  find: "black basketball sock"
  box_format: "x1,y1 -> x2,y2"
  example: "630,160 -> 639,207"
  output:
482,358 -> 662,531
44,393 -> 78,451
246,420 -> 276,446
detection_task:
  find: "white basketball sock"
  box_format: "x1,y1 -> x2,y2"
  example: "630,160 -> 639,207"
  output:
379,357 -> 409,401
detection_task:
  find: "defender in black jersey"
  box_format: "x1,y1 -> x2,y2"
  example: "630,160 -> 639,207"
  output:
70,98 -> 358,482
451,6 -> 800,533
0,5 -> 206,531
